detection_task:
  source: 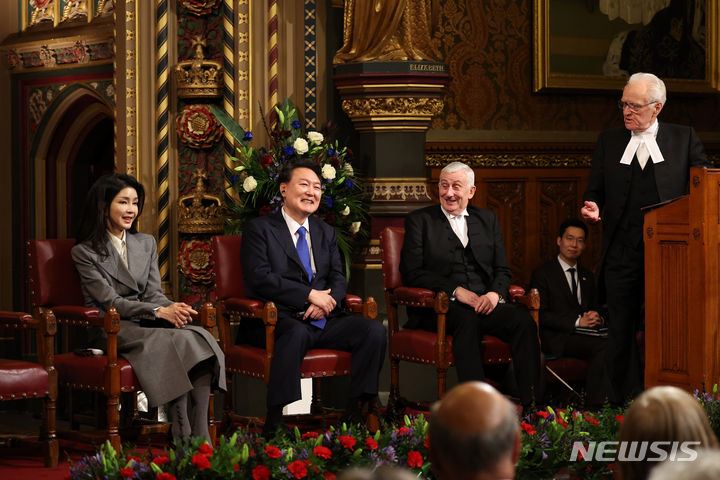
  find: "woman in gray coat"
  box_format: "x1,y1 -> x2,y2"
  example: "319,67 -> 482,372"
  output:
72,173 -> 226,445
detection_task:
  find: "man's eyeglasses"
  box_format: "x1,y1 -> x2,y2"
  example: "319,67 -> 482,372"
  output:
618,100 -> 657,112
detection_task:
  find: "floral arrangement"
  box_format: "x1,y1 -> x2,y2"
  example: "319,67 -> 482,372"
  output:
67,415 -> 431,480
517,405 -> 624,480
695,384 -> 720,441
208,100 -> 367,274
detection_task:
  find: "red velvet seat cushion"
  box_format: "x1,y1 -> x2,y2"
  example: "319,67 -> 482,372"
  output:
0,359 -> 49,399
225,345 -> 352,379
55,353 -> 140,392
390,329 -> 512,365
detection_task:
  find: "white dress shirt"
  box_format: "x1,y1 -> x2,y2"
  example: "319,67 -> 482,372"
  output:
107,230 -> 128,267
441,206 -> 469,247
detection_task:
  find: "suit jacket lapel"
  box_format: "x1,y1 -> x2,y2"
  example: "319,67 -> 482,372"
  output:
268,213 -> 308,279
97,237 -> 138,291
653,122 -> 673,199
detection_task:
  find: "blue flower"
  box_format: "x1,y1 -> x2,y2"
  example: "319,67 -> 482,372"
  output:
328,148 -> 335,156
283,145 -> 295,156
344,179 -> 354,189
324,196 -> 333,208
243,131 -> 253,140
231,175 -> 239,183
291,120 -> 302,129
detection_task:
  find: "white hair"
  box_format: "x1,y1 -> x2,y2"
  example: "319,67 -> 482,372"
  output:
627,72 -> 667,105
440,161 -> 475,187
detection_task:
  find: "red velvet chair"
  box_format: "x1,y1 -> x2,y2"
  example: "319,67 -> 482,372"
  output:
27,239 -> 218,450
211,235 -> 378,426
379,226 -> 539,406
0,310 -> 58,467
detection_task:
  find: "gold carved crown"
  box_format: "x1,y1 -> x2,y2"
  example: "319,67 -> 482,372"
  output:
175,37 -> 223,99
178,169 -> 225,234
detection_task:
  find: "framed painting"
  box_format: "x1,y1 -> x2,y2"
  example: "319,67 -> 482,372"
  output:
533,0 -> 719,93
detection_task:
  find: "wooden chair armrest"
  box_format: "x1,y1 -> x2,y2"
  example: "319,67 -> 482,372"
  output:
345,295 -> 378,320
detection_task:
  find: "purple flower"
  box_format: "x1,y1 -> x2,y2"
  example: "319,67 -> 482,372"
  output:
381,446 -> 397,462
231,175 -> 239,183
542,451 -> 548,460
291,120 -> 302,129
243,131 -> 253,141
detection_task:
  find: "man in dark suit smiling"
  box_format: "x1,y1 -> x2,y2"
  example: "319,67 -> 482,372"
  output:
240,158 -> 386,435
531,218 -> 607,406
581,72 -> 709,403
400,161 -> 541,410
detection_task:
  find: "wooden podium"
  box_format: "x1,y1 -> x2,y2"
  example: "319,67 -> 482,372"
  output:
644,167 -> 720,391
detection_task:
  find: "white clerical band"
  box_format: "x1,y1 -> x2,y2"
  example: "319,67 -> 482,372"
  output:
619,135 -> 665,167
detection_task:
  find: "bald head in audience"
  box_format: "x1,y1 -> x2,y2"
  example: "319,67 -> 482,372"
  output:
429,381 -> 520,480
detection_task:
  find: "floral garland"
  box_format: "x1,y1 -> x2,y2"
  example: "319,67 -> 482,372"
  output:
67,416 -> 432,480
208,100 -> 367,274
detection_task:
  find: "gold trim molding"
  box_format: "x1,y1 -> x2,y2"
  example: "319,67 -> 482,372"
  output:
364,177 -> 432,203
341,97 -> 443,132
425,152 -> 592,168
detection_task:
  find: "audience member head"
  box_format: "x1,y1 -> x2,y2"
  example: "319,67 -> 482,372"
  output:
618,386 -> 719,480
438,161 -> 475,216
556,218 -> 588,266
429,381 -> 520,480
648,449 -> 720,480
75,173 -> 145,255
621,73 -> 665,132
278,158 -> 323,223
337,465 -> 421,480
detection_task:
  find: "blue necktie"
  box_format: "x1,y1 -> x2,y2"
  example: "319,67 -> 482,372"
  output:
296,226 -> 326,329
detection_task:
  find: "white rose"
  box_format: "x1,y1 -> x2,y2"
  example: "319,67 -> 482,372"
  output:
321,164 -> 336,180
350,221 -> 361,234
307,131 -> 324,145
341,205 -> 350,216
293,138 -> 309,154
345,163 -> 354,176
242,175 -> 257,192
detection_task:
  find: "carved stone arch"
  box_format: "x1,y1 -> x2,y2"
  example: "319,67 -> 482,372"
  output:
30,84 -> 114,239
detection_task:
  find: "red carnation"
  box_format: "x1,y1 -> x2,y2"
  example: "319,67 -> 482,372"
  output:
265,445 -> 282,458
234,463 -> 240,471
338,435 -> 356,450
252,464 -> 271,480
157,474 -> 176,480
324,473 -> 336,480
126,456 -> 141,464
302,431 -> 320,440
259,205 -> 271,216
198,443 -> 213,456
260,154 -> 273,167
191,453 -> 211,470
288,459 -> 309,479
407,450 -> 423,468
120,467 -> 135,479
365,437 -> 378,450
616,414 -> 624,424
585,416 -> 599,426
536,410 -> 550,419
520,421 -> 536,435
347,148 -> 354,156
313,445 -> 332,459
152,456 -> 170,466
423,435 -> 430,449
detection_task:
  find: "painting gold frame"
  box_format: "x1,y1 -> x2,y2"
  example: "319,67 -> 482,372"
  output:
533,0 -> 720,93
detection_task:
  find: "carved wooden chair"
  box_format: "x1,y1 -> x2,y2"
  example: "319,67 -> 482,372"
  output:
0,310 -> 58,467
211,234 -> 378,427
379,226 -> 539,407
27,238 -> 218,450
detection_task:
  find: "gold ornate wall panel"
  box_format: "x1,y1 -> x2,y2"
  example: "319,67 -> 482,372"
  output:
431,0 -> 720,134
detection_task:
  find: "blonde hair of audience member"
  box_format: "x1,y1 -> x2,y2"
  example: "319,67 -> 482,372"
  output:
618,386 -> 719,480
648,448 -> 720,480
429,381 -> 520,480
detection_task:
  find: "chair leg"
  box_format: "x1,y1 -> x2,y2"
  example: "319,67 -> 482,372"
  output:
310,378 -> 324,415
43,396 -> 58,467
207,392 -> 216,444
106,392 -> 121,452
436,367 -> 448,400
389,357 -> 400,405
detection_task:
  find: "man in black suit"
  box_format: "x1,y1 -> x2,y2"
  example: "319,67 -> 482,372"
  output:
240,159 -> 386,435
400,161 -> 541,409
531,218 -> 607,406
581,72 -> 709,403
